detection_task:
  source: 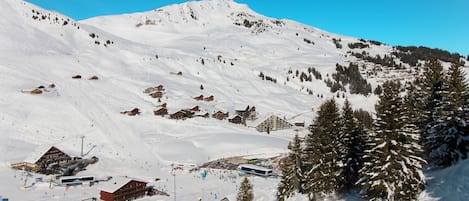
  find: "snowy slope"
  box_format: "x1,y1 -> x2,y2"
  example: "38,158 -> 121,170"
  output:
0,0 -> 467,200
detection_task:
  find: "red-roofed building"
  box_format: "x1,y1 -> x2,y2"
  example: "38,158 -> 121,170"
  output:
100,177 -> 147,201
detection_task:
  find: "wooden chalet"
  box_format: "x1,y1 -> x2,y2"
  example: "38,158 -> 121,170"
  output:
193,95 -> 204,101
120,108 -> 140,116
170,111 -> 186,120
169,110 -> 193,120
143,87 -> 157,93
204,95 -> 214,102
153,107 -> 168,117
11,146 -> 73,172
150,91 -> 163,99
190,106 -> 200,112
212,111 -> 229,120
30,88 -> 43,94
229,115 -> 243,124
155,85 -> 164,91
255,115 -> 293,133
100,177 -> 147,201
144,85 -> 165,94
235,105 -> 257,121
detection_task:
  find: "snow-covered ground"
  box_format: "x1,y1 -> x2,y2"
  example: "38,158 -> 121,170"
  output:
0,0 -> 468,200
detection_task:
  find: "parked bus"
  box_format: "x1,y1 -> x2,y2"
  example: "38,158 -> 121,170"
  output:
237,164 -> 273,177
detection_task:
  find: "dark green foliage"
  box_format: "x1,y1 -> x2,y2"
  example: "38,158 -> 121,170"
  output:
348,42 -> 369,49
265,75 -> 277,83
237,177 -> 254,201
338,99 -> 366,192
351,51 -> 398,68
368,40 -> 383,46
332,38 -> 342,49
304,38 -> 314,45
359,81 -> 425,200
331,63 -> 372,95
426,60 -> 469,166
392,46 -> 462,66
277,135 -> 303,200
259,72 -> 264,80
303,99 -> 341,199
373,84 -> 382,95
324,78 -> 345,93
419,59 -> 445,152
353,109 -> 373,130
404,82 -> 426,130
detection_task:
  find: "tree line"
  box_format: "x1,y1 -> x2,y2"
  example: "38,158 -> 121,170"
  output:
277,59 -> 469,200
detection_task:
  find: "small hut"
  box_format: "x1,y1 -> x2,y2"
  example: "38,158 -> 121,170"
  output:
154,108 -> 168,116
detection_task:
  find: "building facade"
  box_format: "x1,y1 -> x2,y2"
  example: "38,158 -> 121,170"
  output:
256,115 -> 293,133
100,178 -> 147,201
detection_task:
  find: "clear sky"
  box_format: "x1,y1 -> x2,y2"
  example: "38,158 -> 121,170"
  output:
26,0 -> 469,56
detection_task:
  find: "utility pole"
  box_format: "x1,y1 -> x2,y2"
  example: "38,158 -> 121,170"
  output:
171,164 -> 176,201
80,136 -> 85,157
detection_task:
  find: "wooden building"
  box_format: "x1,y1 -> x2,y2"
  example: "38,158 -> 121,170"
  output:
120,108 -> 140,116
153,108 -> 168,117
155,85 -> 164,91
212,111 -> 229,120
255,115 -> 293,133
170,111 -> 186,120
229,115 -> 243,124
190,106 -> 200,112
150,91 -> 163,99
235,105 -> 257,121
100,177 -> 147,201
193,95 -> 204,101
204,95 -> 214,102
11,146 -> 73,172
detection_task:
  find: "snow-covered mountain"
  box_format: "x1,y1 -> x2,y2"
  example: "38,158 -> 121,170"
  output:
0,0 -> 467,200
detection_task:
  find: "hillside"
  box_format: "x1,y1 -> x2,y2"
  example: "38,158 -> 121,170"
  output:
0,0 -> 468,200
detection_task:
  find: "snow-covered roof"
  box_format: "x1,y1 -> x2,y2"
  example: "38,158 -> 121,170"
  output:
99,176 -> 147,193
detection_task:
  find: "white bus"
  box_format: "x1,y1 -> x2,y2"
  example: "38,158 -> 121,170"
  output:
237,164 -> 273,177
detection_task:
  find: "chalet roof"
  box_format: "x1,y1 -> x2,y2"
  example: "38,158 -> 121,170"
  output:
24,144 -> 74,164
100,176 -> 147,193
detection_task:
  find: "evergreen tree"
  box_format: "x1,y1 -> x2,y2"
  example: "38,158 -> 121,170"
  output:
303,99 -> 341,200
277,135 -> 303,200
359,81 -> 425,200
427,60 -> 469,166
339,99 -> 366,192
237,177 -> 254,201
419,59 -> 445,149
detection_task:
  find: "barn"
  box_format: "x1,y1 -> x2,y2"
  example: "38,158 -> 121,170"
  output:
100,177 -> 147,201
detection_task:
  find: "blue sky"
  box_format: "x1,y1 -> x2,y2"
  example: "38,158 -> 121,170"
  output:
26,0 -> 469,55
